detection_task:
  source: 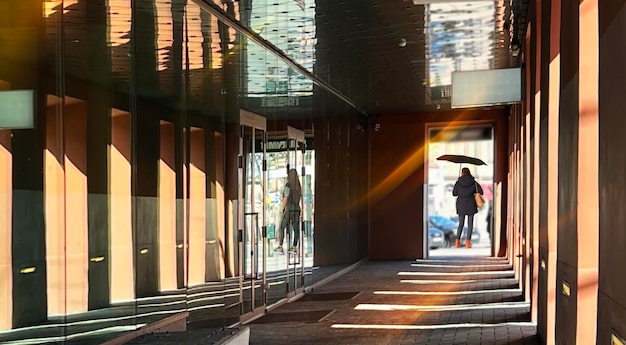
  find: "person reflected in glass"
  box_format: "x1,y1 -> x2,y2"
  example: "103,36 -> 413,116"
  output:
452,167 -> 483,248
274,169 -> 302,255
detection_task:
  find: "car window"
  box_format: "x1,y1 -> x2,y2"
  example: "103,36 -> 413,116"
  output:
429,216 -> 456,228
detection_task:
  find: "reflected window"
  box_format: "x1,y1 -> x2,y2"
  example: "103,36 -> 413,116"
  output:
426,1 -> 496,102
246,0 -> 316,99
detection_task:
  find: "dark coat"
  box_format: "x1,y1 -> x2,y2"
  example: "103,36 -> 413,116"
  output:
453,175 -> 483,215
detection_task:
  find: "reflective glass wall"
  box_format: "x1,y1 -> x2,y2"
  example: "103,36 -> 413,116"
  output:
0,0 -> 367,344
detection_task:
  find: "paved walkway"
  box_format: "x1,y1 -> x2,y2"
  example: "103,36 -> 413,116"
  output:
125,250 -> 537,345
247,254 -> 537,345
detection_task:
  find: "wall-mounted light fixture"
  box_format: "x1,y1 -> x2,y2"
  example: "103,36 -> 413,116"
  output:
20,267 -> 36,274
561,281 -> 571,297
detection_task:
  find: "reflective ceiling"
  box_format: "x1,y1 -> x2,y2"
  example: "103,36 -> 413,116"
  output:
43,0 -> 528,117
230,0 -> 527,114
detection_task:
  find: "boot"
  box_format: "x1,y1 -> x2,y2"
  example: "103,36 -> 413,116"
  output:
465,240 -> 472,249
455,239 -> 461,248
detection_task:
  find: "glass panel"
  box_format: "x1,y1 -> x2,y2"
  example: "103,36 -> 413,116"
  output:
263,130 -> 315,301
266,144 -> 289,306
238,0 -> 317,76
295,140 -> 307,290
302,147 -> 315,287
254,127 -> 266,311
0,0 -> 364,342
285,138 -> 302,293
241,124 -> 266,316
241,125 -> 254,315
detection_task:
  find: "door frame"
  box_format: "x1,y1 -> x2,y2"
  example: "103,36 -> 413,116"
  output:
238,109 -> 267,323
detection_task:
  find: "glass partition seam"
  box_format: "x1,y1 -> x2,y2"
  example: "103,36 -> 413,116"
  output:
238,126 -> 244,315
57,3 -> 68,340
129,2 -> 139,330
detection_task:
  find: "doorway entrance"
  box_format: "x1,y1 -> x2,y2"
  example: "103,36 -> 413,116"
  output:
238,110 -> 267,323
264,126 -> 313,306
426,125 -> 494,258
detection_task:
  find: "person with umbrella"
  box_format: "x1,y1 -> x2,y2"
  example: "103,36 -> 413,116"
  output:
452,167 -> 483,248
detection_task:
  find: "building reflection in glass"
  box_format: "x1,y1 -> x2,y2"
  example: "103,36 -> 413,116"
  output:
426,1 -> 496,102
245,0 -> 316,103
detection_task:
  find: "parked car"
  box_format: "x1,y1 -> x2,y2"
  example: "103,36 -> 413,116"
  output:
429,227 -> 446,249
428,215 -> 464,247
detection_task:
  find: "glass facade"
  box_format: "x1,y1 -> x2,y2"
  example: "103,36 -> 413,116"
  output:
0,0 -> 357,343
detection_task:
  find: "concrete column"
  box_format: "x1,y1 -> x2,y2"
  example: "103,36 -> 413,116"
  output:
11,111 -> 47,328
189,128 -> 206,286
597,0 -> 626,343
0,129 -> 12,329
110,111 -> 134,302
64,102 -> 89,314
0,81 -> 10,329
555,0 -> 579,342
544,1 -> 561,343
132,0 -> 160,298
86,0 -> 113,310
576,0 -> 599,343
159,122 -> 177,291
133,104 -> 160,297
532,91 -> 541,323
44,97 -> 65,317
4,0 -> 48,328
205,130 -> 225,281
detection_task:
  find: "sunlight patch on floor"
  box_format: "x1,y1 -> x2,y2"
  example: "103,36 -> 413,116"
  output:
373,288 -> 521,295
331,322 -> 537,330
398,271 -> 514,276
354,302 -> 529,311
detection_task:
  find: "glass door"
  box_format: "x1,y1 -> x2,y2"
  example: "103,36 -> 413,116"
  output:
238,110 -> 267,322
264,126 -> 308,305
285,126 -> 306,297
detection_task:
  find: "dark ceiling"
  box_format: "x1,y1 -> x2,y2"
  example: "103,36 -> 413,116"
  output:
228,0 -> 531,115
312,0 -> 528,114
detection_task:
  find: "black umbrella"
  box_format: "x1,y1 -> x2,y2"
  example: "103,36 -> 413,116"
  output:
437,154 -> 487,175
436,154 -> 487,166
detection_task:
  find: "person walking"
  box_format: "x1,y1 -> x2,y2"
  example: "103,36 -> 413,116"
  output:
452,167 -> 483,248
274,169 -> 302,255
